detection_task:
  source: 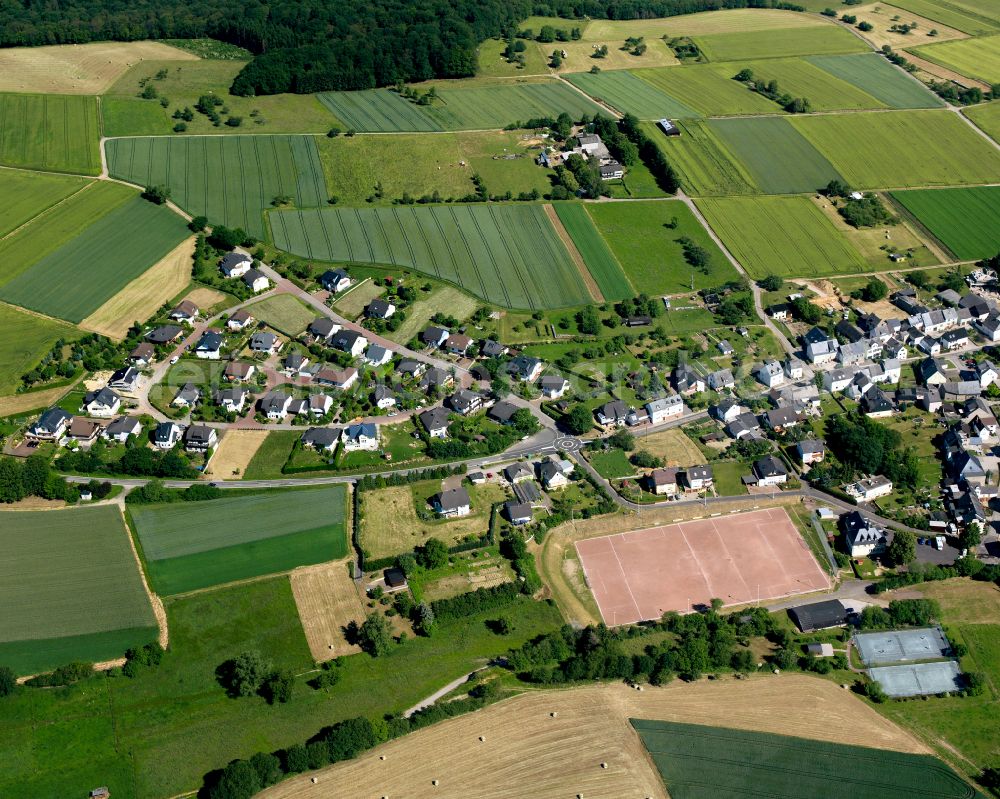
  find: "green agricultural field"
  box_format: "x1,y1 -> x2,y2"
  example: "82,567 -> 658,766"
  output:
635,65 -> 781,116
130,485 -> 348,595
892,0 -> 999,35
586,200 -> 738,294
729,57 -> 889,111
692,25 -> 869,62
586,8 -> 828,39
0,302 -> 79,395
641,119 -> 759,196
0,180 -> 133,288
0,170 -> 90,238
633,719 -> 983,799
0,196 -> 189,323
966,101 -> 1000,144
698,196 -> 868,278
270,204 -> 592,309
249,294 -> 316,336
554,203 -> 633,301
565,70 -> 699,119
911,34 -> 1000,84
807,53 -> 944,109
708,117 -> 843,195
106,134 -> 328,240
0,93 -> 100,174
790,110 -> 1000,189
0,505 -> 157,675
891,187 -> 1000,260
317,89 -> 443,132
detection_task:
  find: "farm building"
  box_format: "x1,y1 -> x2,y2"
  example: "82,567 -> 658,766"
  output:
788,599 -> 849,632
657,118 -> 680,136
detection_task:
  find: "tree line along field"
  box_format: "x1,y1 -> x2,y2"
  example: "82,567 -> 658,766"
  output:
632,719 -> 982,799
0,302 -> 79,396
316,79 -> 604,132
891,186 -> 1000,260
892,0 -> 1000,36
0,93 -> 101,174
106,134 -> 329,240
553,203 -> 633,302
910,33 -> 1000,85
0,170 -> 91,238
269,203 -> 594,309
642,119 -> 759,197
0,194 -> 190,324
697,196 -> 869,279
584,200 -> 739,294
129,485 -> 349,595
0,505 -> 158,675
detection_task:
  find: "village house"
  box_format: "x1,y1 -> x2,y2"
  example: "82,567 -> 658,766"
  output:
419,367 -> 454,392
421,326 -> 450,348
845,475 -> 893,502
103,416 -> 142,444
313,367 -> 358,391
184,424 -> 217,452
726,412 -> 762,441
67,417 -> 102,445
308,317 -> 340,343
673,364 -> 705,395
82,387 -> 121,418
365,344 -> 393,367
281,352 -> 309,377
301,427 -> 340,453
539,375 -> 569,399
342,422 -> 379,452
539,456 -> 572,490
308,394 -> 333,417
169,300 -> 198,325
711,398 -> 745,425
331,329 -> 368,358
750,454 -> 787,487
445,333 -> 472,356
220,252 -> 252,279
448,389 -> 485,416
194,331 -> 224,360
319,268 -> 351,294
797,439 -> 825,468
397,358 -> 427,379
154,421 -> 183,449
480,339 -> 508,359
504,462 -> 534,484
215,387 -> 248,413
861,386 -> 896,418
646,466 -> 679,497
918,358 -> 948,386
762,407 -> 800,432
366,298 -> 395,319
26,406 -> 72,443
172,382 -> 201,408
508,355 -> 544,383
707,369 -> 735,391
129,342 -> 156,366
249,331 -> 282,355
646,395 -> 684,424
242,268 -> 270,293
841,511 -> 888,558
420,406 -> 451,438
682,466 -> 714,492
108,366 -> 141,393
227,308 -> 254,331
224,361 -> 256,382
755,360 -> 785,389
372,385 -> 396,410
433,487 -> 471,518
595,399 -> 629,427
261,391 -> 292,420
487,400 -> 519,425
505,500 -> 533,525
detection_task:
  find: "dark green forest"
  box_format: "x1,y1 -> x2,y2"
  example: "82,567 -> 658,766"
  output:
0,0 -> 802,94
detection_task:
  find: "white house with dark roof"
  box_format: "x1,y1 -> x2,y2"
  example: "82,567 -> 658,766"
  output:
26,407 -> 72,442
219,252 -> 251,278
366,298 -> 395,319
103,416 -> 142,443
319,268 -> 351,294
215,387 -> 248,413
184,424 -> 217,452
797,439 -> 825,468
172,382 -> 201,408
420,407 -> 451,438
308,317 -> 340,342
227,308 -> 254,331
154,421 -> 183,449
539,375 -> 569,399
421,326 -> 450,348
751,455 -> 787,487
508,355 -> 544,383
595,399 -> 628,427
242,268 -> 270,293
365,344 -> 393,366
108,366 -> 141,393
841,511 -> 887,558
195,331 -> 224,360
755,360 -> 785,389
373,385 -> 396,410
249,331 -> 281,355
682,466 -> 713,492
331,329 -> 368,358
302,427 -> 340,452
82,388 -> 121,418
261,391 -> 292,419
846,475 -> 893,502
433,487 -> 471,518
707,369 -> 735,391
313,367 -> 358,391
169,300 -> 198,324
342,423 -> 379,451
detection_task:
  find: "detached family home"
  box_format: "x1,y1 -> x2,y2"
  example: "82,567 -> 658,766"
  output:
841,511 -> 888,558
242,268 -> 270,293
420,407 -> 451,438
26,407 -> 72,442
154,421 -> 183,449
539,375 -> 569,399
195,331 -> 224,360
845,475 -> 893,502
301,427 -> 340,453
319,269 -> 351,294
82,388 -> 121,418
646,467 -> 680,497
169,300 -> 199,325
433,487 -> 471,518
220,252 -> 252,279
342,423 -> 378,451
184,424 -> 217,452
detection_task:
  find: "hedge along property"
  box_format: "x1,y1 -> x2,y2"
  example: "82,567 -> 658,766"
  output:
269,204 -> 595,310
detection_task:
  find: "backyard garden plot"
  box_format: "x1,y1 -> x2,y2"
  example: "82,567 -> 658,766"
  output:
585,200 -> 738,294
697,196 -> 868,279
105,134 -> 329,240
692,25 -> 869,62
635,65 -> 780,116
0,506 -> 157,675
553,203 -> 633,301
911,34 -> 1000,84
249,294 -> 316,336
0,93 -> 101,174
0,170 -> 90,238
269,204 -> 592,309
790,110 -> 1000,189
807,53 -> 945,109
632,720 -> 981,799
565,71 -> 698,119
892,0 -> 1000,35
891,186 -> 1000,260
129,485 -> 348,595
641,119 -> 759,196
730,58 -> 889,111
0,302 -> 79,395
0,196 -> 190,323
707,117 -> 843,195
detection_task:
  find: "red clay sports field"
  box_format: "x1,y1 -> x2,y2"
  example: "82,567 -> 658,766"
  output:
575,507 -> 829,625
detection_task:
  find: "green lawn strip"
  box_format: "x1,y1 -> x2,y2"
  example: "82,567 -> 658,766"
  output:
696,196 -> 868,279
909,34 -> 1000,86
102,97 -> 174,136
553,203 -> 633,301
0,196 -> 190,323
0,171 -> 91,238
711,460 -> 747,496
789,110 -> 1000,189
0,626 -> 159,676
564,70 -> 699,119
588,448 -> 636,479
891,187 -> 1000,261
0,93 -> 100,174
807,53 -> 944,109
707,117 -> 843,195
106,135 -> 329,241
585,199 -> 738,294
0,302 -> 79,395
0,180 -> 134,288
727,57 -> 889,111
692,25 -> 869,62
635,65 -> 780,116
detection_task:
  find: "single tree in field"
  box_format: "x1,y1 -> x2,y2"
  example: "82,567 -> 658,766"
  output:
0,665 -> 15,697
358,613 -> 394,657
220,650 -> 272,697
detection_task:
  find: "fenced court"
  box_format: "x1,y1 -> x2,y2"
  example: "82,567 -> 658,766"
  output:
870,661 -> 964,698
575,507 -> 829,625
855,627 -> 951,666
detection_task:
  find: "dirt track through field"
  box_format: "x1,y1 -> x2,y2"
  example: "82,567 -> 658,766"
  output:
544,203 -> 604,302
258,676 -> 928,799
291,559 -> 365,661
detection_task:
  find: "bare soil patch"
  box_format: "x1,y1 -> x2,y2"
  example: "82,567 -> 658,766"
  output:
81,237 -> 195,340
291,559 -> 365,661
206,429 -> 268,479
0,41 -> 196,95
183,286 -> 227,312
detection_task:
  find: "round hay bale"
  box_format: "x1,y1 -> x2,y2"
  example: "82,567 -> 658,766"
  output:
432,780 -> 439,786
550,711 -> 557,717
479,736 -> 485,742
600,762 -> 607,769
380,755 -> 386,760
311,777 -> 318,784
773,668 -> 780,674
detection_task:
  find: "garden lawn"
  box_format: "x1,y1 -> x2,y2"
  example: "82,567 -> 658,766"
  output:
106,134 -> 328,240
707,117 -> 843,195
553,203 -> 633,301
243,430 -> 299,478
697,196 -> 868,279
911,34 -> 1000,85
129,485 -> 348,594
790,110 -> 1000,189
891,186 -> 1000,261
692,25 -> 869,62
585,200 -> 738,294
0,303 -> 79,395
269,204 -> 591,310
588,447 -> 636,479
635,65 -> 780,116
565,70 -> 698,119
807,53 -> 944,109
641,119 -> 759,196
0,505 -> 157,674
249,294 -> 316,336
0,171 -> 91,238
0,196 -> 190,323
0,93 -> 100,174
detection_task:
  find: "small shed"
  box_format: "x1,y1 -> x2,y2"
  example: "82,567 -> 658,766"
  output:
806,642 -> 835,657
384,567 -> 408,590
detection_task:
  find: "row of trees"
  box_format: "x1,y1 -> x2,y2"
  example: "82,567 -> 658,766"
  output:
0,453 -> 80,504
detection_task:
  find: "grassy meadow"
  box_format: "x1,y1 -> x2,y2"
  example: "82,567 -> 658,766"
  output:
0,303 -> 79,395
250,294 -> 316,336
693,24 -> 869,62
0,93 -> 100,174
911,34 -> 1000,84
729,57 -> 889,111
892,186 -> 1000,260
966,101 -> 1000,144
565,70 -> 699,119
554,203 -> 633,301
635,65 -> 780,116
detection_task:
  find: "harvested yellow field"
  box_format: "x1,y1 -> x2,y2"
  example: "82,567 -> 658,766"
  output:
290,559 -> 366,660
80,236 -> 195,339
587,8 -> 827,39
634,427 -> 704,467
546,39 -> 679,73
207,430 -> 268,479
0,379 -> 78,417
0,41 -> 196,95
849,4 -> 966,50
183,286 -> 227,312
259,677 -> 926,799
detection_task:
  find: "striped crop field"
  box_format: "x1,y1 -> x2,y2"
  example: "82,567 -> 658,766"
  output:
105,135 -> 328,240
635,66 -> 780,117
0,505 -> 158,675
564,70 -> 699,119
270,203 -> 593,309
0,170 -> 91,238
693,25 -> 868,62
892,186 -> 1000,260
727,58 -> 888,111
130,485 -> 349,595
698,196 -> 868,279
553,203 -> 633,301
641,119 -> 759,196
806,53 -> 944,109
0,93 -> 100,174
911,34 -> 1000,85
891,0 -> 999,35
0,195 -> 189,323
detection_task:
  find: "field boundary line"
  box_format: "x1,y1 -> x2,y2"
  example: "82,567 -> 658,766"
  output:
117,503 -> 169,650
543,203 -> 604,303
